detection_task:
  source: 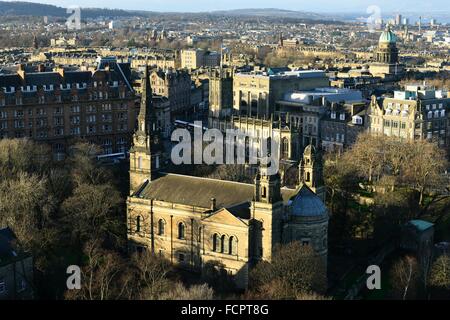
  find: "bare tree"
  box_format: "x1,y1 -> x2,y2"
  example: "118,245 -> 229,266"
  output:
159,283 -> 214,300
130,251 -> 174,300
249,242 -> 326,299
390,255 -> 419,300
428,255 -> 450,299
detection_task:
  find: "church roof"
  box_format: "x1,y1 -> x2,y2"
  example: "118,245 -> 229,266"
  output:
288,184 -> 327,217
137,173 -> 254,209
135,173 -> 296,216
379,27 -> 397,44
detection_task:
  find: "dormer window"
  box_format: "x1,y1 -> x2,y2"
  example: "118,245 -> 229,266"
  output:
339,113 -> 345,121
330,111 -> 336,119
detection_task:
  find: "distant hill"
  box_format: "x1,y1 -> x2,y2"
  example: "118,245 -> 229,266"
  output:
210,8 -> 334,20
0,1 -> 144,18
0,2 -> 343,22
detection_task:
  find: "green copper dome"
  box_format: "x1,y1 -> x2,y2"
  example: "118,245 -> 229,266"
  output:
379,27 -> 397,44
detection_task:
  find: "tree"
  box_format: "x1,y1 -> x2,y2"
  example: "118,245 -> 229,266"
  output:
389,255 -> 419,300
130,251 -> 174,300
65,240 -> 131,300
159,283 -> 214,300
66,142 -> 111,186
61,183 -> 123,250
401,139 -> 447,207
249,242 -> 326,299
428,255 -> 450,299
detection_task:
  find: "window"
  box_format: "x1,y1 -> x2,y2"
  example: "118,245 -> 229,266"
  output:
330,111 -> 336,119
70,127 -> 80,135
137,156 -> 142,169
69,116 -> 79,125
87,125 -> 96,134
54,128 -> 64,136
261,186 -> 267,198
136,216 -> 142,233
158,219 -> 165,236
178,222 -> 185,239
178,253 -> 185,262
212,234 -> 218,252
306,172 -> 311,182
18,279 -> 26,293
302,240 -> 310,246
339,113 -> 345,121
0,280 -> 5,294
281,138 -> 289,158
229,236 -> 236,255
220,235 -> 226,253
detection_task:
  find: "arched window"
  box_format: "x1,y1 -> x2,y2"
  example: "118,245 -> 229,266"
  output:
262,186 -> 267,198
158,219 -> 165,236
178,222 -> 185,239
212,233 -> 218,252
220,235 -> 226,253
306,172 -> 311,182
136,216 -> 142,233
281,138 -> 289,158
229,236 -> 235,255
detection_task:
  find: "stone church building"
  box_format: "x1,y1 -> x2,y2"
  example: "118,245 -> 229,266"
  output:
126,67 -> 329,289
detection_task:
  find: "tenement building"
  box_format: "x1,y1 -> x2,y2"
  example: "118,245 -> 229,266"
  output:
150,69 -> 191,115
368,85 -> 450,147
0,59 -> 136,159
126,69 -> 329,289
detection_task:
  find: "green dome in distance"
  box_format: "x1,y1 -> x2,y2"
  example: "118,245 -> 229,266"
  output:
379,26 -> 397,44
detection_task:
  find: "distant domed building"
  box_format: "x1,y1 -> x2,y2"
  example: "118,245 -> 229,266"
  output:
369,26 -> 404,80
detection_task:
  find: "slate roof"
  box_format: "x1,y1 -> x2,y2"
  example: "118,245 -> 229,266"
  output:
137,173 -> 255,209
288,184 -> 327,217
135,174 -> 298,219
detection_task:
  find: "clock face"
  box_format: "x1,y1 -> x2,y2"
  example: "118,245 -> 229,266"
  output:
137,135 -> 146,144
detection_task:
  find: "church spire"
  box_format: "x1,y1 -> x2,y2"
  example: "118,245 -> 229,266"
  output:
138,65 -> 154,135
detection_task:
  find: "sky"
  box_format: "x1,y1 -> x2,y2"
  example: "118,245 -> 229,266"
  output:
3,0 -> 449,13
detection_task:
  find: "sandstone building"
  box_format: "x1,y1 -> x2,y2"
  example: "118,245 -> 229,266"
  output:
126,69 -> 329,289
0,59 -> 136,159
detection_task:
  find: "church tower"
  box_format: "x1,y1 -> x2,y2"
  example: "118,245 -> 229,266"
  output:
299,144 -> 326,202
129,65 -> 161,195
251,164 -> 283,262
